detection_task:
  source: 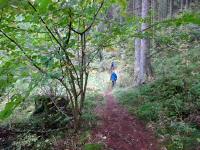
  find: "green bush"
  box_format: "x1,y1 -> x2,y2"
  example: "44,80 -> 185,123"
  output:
114,45 -> 200,150
82,91 -> 104,123
137,102 -> 161,121
84,144 -> 103,150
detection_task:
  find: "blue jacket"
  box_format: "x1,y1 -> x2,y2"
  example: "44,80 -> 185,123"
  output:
111,72 -> 117,81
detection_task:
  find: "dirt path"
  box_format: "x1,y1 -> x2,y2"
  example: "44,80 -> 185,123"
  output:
91,91 -> 160,150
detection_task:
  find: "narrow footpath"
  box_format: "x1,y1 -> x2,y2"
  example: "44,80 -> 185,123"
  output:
91,91 -> 160,150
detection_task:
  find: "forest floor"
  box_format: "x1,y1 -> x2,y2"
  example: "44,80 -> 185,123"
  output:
91,90 -> 160,150
0,127 -> 16,149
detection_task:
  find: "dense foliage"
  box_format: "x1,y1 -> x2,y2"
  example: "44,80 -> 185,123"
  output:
115,23 -> 200,150
0,0 -> 200,149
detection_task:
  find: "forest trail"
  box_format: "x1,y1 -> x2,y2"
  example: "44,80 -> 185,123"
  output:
91,90 -> 160,150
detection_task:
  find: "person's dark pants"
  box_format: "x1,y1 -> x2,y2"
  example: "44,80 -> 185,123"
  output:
112,80 -> 116,88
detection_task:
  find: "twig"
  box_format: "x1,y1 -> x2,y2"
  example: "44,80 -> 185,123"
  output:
69,0 -> 104,35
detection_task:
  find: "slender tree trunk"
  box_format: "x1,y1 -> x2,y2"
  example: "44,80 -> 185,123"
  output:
134,38 -> 142,85
140,0 -> 153,83
97,20 -> 105,61
158,0 -> 168,20
151,0 -> 157,71
133,0 -> 142,86
169,0 -> 173,17
133,0 -> 136,15
80,33 -> 86,113
185,0 -> 189,9
181,0 -> 184,11
127,0 -> 134,15
152,0 -> 158,21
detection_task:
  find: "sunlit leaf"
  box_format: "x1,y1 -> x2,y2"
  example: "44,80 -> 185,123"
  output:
37,0 -> 51,13
0,94 -> 23,120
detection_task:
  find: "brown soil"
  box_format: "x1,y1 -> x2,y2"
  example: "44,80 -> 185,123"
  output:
91,91 -> 160,150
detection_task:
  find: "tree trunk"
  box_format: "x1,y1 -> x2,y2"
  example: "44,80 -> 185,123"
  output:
152,0 -> 158,21
169,0 -> 173,17
134,38 -> 142,85
181,0 -> 184,11
127,0 -> 134,15
151,0 -> 157,71
133,0 -> 142,86
97,20 -> 105,61
140,0 -> 153,83
185,0 -> 189,9
133,0 -> 136,15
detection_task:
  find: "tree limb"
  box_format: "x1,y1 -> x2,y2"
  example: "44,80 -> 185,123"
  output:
82,0 -> 104,34
0,29 -> 45,74
28,1 -> 80,84
69,0 -> 104,35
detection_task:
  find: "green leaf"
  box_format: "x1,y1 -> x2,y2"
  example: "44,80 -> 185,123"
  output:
0,94 -> 23,120
118,0 -> 127,10
0,0 -> 8,9
37,0 -> 51,13
0,80 -> 37,120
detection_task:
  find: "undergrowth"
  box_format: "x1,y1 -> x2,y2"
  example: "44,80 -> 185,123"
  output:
114,45 -> 200,150
0,90 -> 104,150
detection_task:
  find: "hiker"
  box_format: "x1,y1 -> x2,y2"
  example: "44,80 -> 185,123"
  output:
110,61 -> 115,71
110,71 -> 117,88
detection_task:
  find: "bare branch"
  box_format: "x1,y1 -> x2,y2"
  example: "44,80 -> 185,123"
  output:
69,0 -> 104,35
54,28 -> 63,42
3,26 -> 53,34
48,96 -> 70,118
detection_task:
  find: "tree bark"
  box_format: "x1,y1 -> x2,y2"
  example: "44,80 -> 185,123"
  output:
140,0 -> 153,83
169,0 -> 173,17
127,0 -> 134,15
185,0 -> 189,9
152,0 -> 158,21
133,0 -> 142,86
181,0 -> 184,11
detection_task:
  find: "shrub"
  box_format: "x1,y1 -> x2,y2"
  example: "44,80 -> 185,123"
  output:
84,144 -> 103,150
137,102 -> 161,122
